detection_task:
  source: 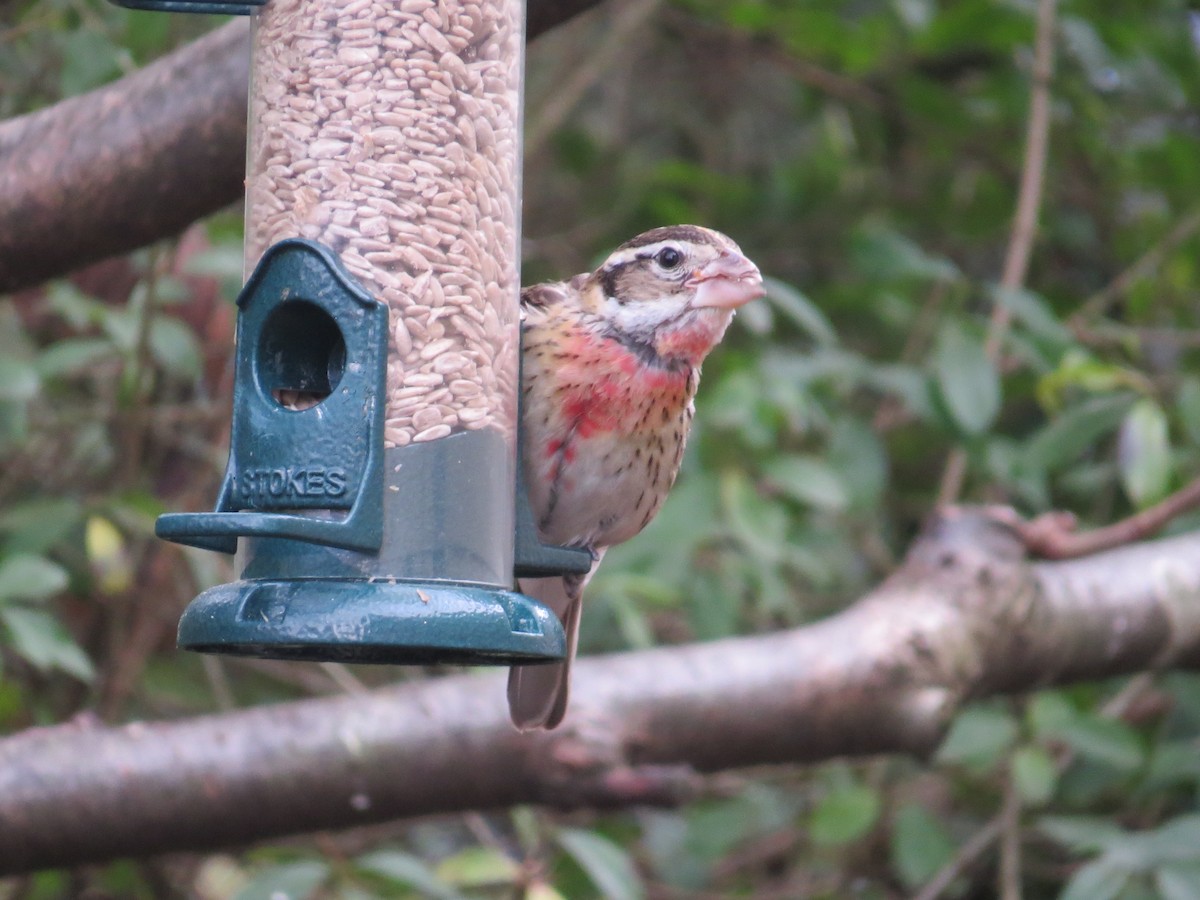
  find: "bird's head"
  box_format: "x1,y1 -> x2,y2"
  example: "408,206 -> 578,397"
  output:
580,225 -> 764,366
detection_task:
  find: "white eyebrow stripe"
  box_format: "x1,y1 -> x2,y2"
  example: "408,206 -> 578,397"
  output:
603,241 -> 681,270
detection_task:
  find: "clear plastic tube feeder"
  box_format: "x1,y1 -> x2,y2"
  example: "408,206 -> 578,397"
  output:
123,0 -> 591,663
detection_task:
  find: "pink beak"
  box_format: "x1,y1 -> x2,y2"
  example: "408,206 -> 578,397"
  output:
688,250 -> 765,310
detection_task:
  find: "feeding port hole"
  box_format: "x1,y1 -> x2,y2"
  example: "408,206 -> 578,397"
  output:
257,300 -> 346,411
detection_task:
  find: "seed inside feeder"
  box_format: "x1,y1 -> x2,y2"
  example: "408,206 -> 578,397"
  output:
273,388 -> 326,411
245,0 -> 522,448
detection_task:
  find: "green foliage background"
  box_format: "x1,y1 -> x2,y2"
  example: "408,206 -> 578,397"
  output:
2,0 -> 1200,897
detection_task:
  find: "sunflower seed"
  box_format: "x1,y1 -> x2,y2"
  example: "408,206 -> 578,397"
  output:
246,0 -> 520,450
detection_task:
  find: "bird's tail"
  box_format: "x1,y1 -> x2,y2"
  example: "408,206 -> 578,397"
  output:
507,575 -> 582,731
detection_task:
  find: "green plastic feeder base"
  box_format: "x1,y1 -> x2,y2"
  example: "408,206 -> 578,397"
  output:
177,579 -> 566,665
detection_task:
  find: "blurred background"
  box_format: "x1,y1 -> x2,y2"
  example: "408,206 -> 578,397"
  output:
2,0 -> 1200,896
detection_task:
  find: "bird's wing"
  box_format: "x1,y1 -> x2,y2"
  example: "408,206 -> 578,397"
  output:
520,281 -> 570,314
520,273 -> 593,319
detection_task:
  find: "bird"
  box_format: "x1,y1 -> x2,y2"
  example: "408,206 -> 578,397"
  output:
509,224 -> 764,730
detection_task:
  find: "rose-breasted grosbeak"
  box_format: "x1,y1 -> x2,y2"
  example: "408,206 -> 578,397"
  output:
509,225 -> 764,730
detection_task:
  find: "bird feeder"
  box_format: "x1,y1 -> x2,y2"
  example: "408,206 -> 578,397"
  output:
115,0 -> 591,663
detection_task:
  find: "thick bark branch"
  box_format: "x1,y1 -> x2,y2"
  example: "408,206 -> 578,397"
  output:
0,22 -> 249,293
0,0 -> 603,294
2,509 -> 1200,874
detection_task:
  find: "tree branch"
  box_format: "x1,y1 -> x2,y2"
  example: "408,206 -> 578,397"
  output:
1002,473 -> 1200,559
525,0 -> 664,156
0,22 -> 249,294
0,0 -> 604,294
2,508 -> 1200,874
1067,209 -> 1200,328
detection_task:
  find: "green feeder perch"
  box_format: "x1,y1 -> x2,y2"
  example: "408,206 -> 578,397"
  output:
118,0 -> 591,664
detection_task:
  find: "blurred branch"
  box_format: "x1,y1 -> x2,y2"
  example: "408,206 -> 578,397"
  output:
914,817 -> 1005,900
526,0 -> 663,157
998,775 -> 1022,900
1069,322 -> 1200,351
751,37 -> 884,109
1068,209 -> 1200,327
4,508 -> 1200,873
663,10 -> 884,110
938,0 -> 1057,505
0,0 -> 604,294
1003,473 -> 1200,559
0,21 -> 248,294
988,0 -> 1057,346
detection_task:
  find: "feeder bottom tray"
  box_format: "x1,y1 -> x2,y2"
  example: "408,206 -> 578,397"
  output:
177,578 -> 566,665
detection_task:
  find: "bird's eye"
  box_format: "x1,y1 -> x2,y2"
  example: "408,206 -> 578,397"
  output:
656,247 -> 683,269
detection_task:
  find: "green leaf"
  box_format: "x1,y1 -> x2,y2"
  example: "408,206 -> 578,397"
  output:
764,455 -> 849,511
1011,744 -> 1057,805
193,855 -> 246,897
681,785 -> 793,869
607,589 -> 657,649
640,810 -> 707,890
234,860 -> 329,900
435,847 -> 520,888
895,0 -> 933,30
355,850 -> 468,900
890,803 -> 956,890
1118,398 -> 1172,508
0,356 -> 39,402
0,399 -> 29,447
721,470 -> 788,565
1144,740 -> 1200,790
1038,816 -> 1126,854
1041,817 -> 1200,886
935,705 -> 1018,772
1021,394 -> 1135,472
1035,350 -> 1151,412
57,29 -> 126,97
1027,691 -> 1077,737
0,608 -> 94,680
1060,858 -> 1129,900
557,828 -> 644,900
1049,715 -> 1144,772
933,323 -> 1001,435
735,294 -> 774,335
1059,16 -> 1115,86
992,285 -> 1073,346
866,363 -> 937,422
101,307 -> 140,353
35,338 -> 116,379
761,276 -> 837,345
852,225 -> 960,282
0,554 -> 69,603
511,805 -> 542,852
1176,377 -> 1200,447
46,282 -> 105,329
183,243 -> 248,287
705,369 -> 775,447
810,783 -> 881,847
148,317 -> 203,381
1128,815 -> 1200,866
827,417 -> 889,509
1157,862 -> 1200,900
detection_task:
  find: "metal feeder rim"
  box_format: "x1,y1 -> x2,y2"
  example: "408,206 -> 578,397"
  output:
110,0 -> 263,14
177,576 -> 568,665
